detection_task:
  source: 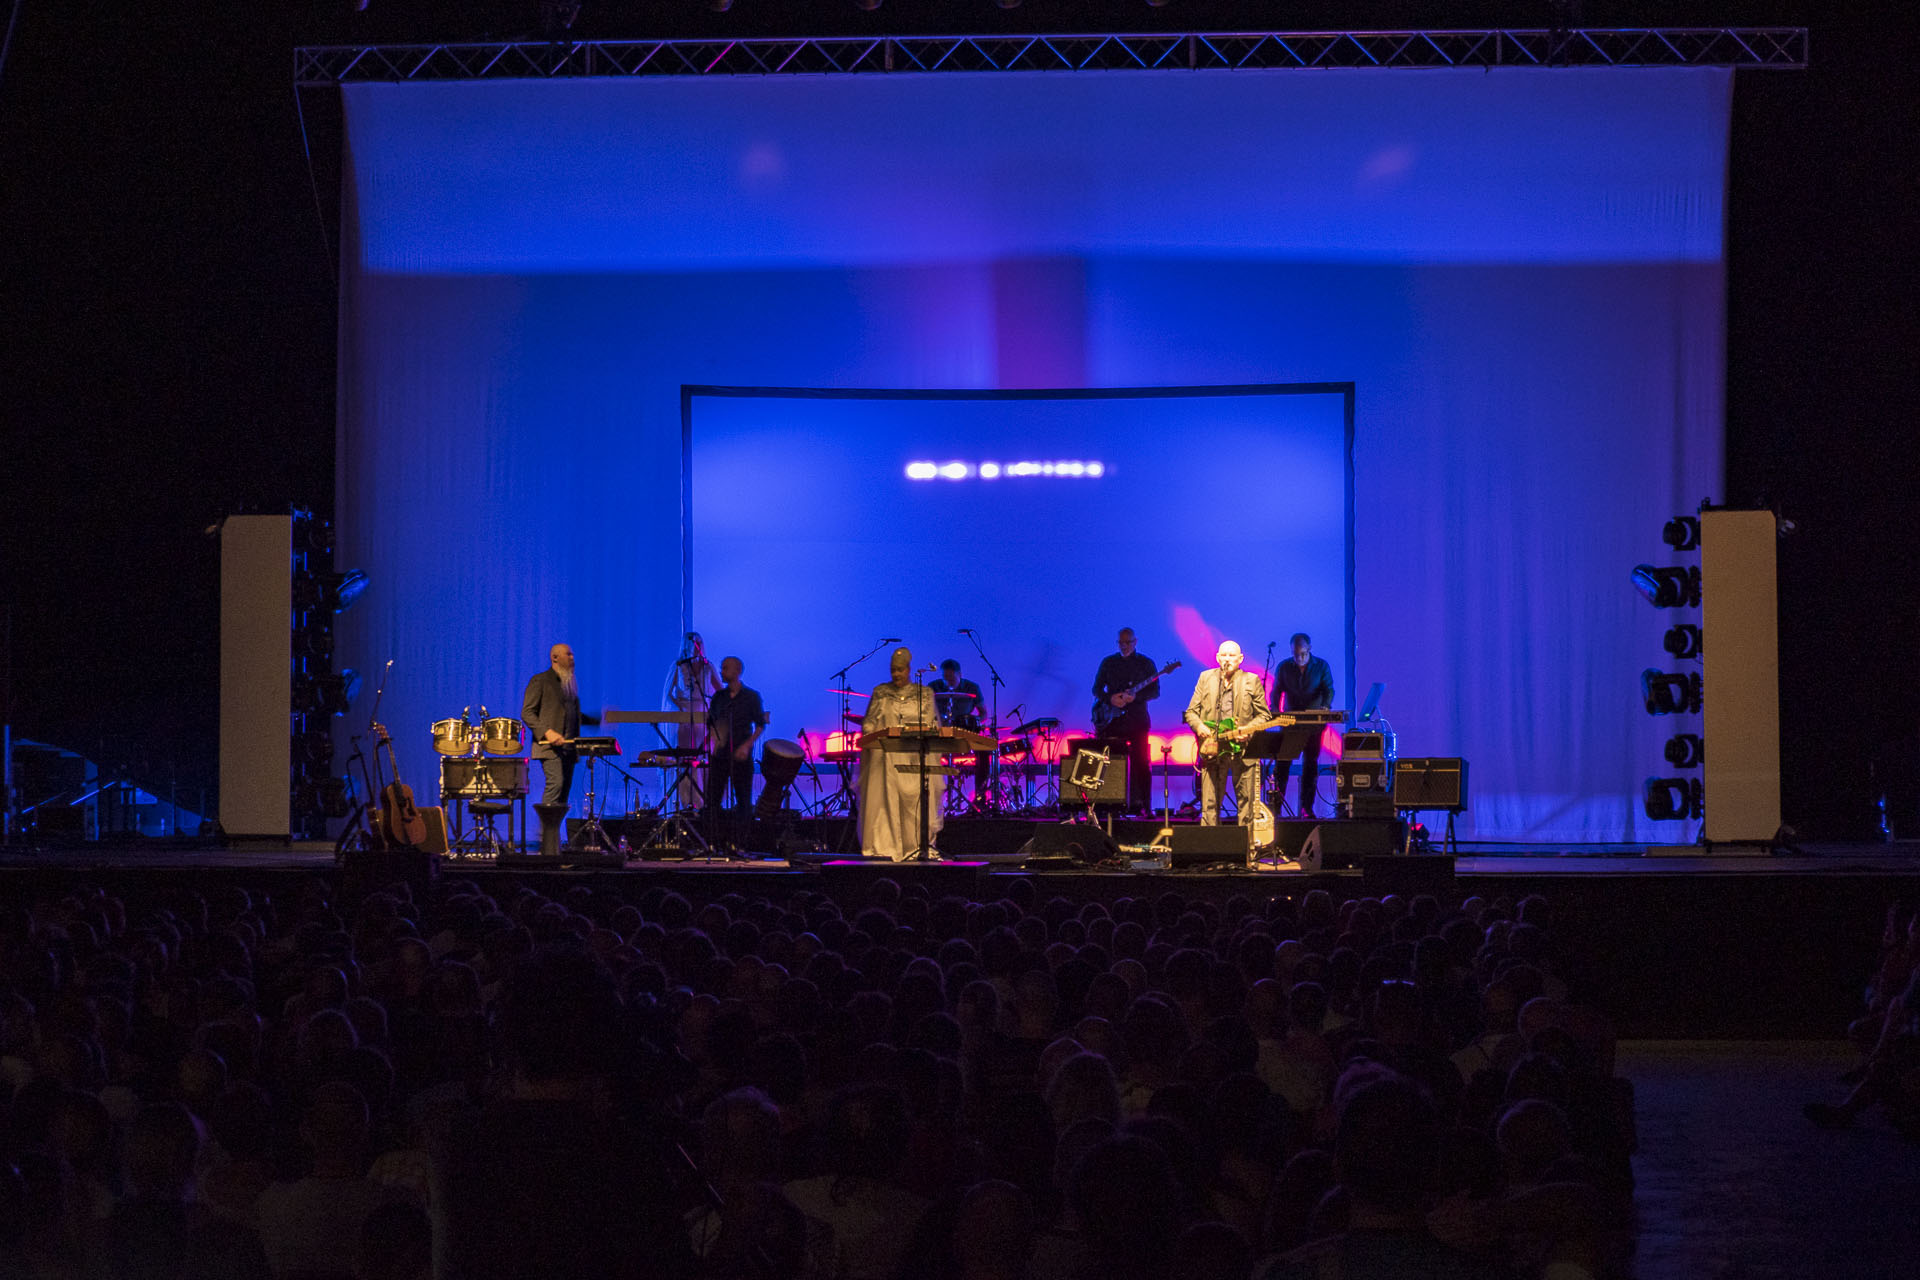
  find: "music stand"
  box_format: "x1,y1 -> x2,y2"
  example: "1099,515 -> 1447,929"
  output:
1250,723 -> 1325,817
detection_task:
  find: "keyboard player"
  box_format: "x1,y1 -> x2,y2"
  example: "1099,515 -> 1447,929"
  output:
1270,632 -> 1335,818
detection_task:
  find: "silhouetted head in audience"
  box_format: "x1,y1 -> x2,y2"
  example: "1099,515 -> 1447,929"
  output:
1171,1220 -> 1252,1280
701,1088 -> 782,1192
820,1083 -> 911,1183
1333,1075 -> 1439,1224
1069,1134 -> 1181,1280
123,1102 -> 201,1203
1497,1099 -> 1574,1189
953,1179 -> 1034,1280
499,942 -> 622,1097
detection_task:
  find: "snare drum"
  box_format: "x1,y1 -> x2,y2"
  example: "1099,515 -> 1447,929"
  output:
481,716 -> 524,756
430,718 -> 471,756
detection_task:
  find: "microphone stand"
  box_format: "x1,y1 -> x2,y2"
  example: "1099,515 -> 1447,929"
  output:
827,639 -> 895,827
960,629 -> 1004,813
1261,641 -> 1277,804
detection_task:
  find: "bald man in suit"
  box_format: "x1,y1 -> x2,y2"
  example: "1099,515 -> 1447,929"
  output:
1183,640 -> 1270,827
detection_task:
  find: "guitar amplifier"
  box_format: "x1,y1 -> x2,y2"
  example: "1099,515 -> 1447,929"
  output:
1392,758 -> 1469,812
1061,738 -> 1128,805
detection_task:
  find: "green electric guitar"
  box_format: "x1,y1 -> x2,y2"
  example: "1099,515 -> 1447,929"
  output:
1193,712 -> 1310,768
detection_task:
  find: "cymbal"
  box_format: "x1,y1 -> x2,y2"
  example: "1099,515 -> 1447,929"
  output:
1011,717 -> 1060,734
826,688 -> 871,698
842,711 -> 867,724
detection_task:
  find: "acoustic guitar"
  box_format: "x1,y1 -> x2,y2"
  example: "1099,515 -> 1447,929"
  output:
372,722 -> 427,849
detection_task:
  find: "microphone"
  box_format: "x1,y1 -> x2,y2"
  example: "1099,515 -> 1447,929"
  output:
882,637 -> 902,644
958,627 -> 974,634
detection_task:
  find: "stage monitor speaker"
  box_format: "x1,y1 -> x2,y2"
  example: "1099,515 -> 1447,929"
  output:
1061,738 -> 1129,805
1362,854 -> 1456,895
1299,821 -> 1402,871
1169,823 -> 1251,867
1392,758 -> 1469,812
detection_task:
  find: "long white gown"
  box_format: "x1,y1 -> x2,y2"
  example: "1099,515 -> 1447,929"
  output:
664,657 -> 718,809
859,680 -> 944,860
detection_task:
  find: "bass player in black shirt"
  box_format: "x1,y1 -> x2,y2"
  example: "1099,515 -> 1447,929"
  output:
1091,628 -> 1164,814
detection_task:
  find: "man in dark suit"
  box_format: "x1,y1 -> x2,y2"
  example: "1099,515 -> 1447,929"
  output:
1271,632 -> 1336,818
523,642 -> 585,805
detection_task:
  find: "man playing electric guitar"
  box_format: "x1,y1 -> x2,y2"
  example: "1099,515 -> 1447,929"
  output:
1183,640 -> 1272,828
1092,628 -> 1169,814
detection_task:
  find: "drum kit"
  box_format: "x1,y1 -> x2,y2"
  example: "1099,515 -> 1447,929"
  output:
428,707 -> 529,857
810,696 -> 1067,817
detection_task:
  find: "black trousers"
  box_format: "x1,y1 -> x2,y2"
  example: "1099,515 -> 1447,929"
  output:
1294,736 -> 1324,815
1101,715 -> 1155,813
705,752 -> 754,828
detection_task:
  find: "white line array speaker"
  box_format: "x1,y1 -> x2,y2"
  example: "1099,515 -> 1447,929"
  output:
1699,509 -> 1781,843
220,516 -> 291,840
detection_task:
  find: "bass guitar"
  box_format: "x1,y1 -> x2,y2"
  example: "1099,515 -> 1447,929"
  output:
373,721 -> 427,850
1091,660 -> 1183,731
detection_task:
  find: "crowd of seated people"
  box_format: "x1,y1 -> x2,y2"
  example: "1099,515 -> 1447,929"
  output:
1805,903 -> 1920,1140
0,872 -> 1638,1279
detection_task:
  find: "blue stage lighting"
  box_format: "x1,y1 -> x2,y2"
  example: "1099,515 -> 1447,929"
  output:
1631,564 -> 1699,609
1663,732 -> 1703,768
1662,624 -> 1702,660
1643,776 -> 1702,821
1641,669 -> 1701,716
1661,516 -> 1700,551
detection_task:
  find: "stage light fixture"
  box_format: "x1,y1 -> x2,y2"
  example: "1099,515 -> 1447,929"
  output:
1662,623 -> 1702,660
1643,776 -> 1702,821
1663,732 -> 1704,768
1631,564 -> 1699,609
296,629 -> 332,664
1641,668 -> 1702,716
1661,515 -> 1700,551
708,0 -> 732,12
295,568 -> 370,614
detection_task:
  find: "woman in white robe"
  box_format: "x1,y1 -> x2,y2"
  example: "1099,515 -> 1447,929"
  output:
859,647 -> 944,860
664,631 -> 719,810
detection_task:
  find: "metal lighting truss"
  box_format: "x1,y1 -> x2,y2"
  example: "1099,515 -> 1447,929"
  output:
295,28 -> 1807,85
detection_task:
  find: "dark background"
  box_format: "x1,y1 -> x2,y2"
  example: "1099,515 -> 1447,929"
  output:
0,0 -> 1913,839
